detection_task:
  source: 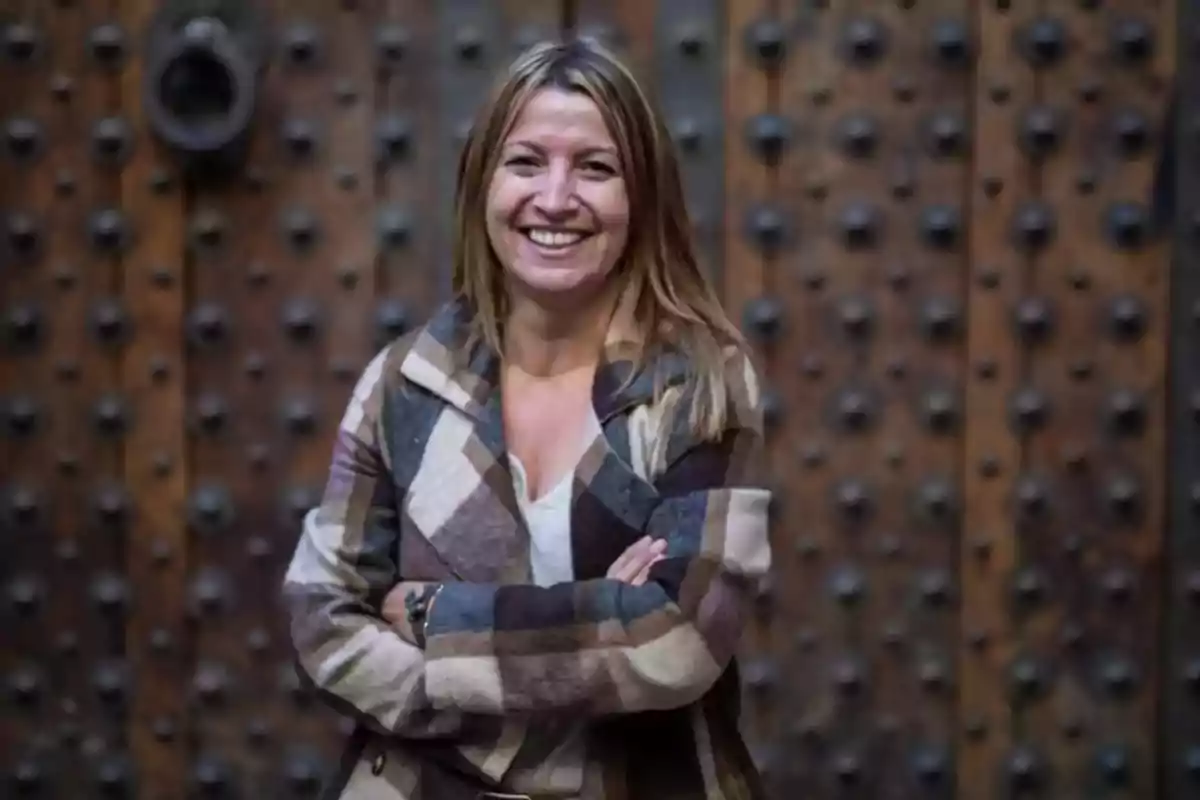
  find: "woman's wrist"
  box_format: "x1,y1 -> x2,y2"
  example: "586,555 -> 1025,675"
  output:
402,582 -> 443,648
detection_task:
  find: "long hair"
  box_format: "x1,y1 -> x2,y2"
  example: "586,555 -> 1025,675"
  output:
451,37 -> 747,441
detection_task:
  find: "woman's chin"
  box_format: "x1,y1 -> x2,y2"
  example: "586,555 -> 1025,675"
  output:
512,263 -> 604,297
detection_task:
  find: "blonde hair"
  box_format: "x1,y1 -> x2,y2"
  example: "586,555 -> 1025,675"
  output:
451,37 -> 748,441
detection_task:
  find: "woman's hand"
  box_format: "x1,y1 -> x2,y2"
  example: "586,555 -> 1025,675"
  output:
606,535 -> 667,586
381,537 -> 663,637
381,581 -> 426,644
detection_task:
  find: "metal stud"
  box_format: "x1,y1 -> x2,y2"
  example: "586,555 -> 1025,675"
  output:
1110,107 -> 1151,157
1013,295 -> 1055,343
375,24 -> 408,66
5,303 -> 43,349
92,659 -> 129,706
1110,17 -> 1154,63
281,206 -> 320,251
834,112 -> 880,158
1009,386 -> 1050,432
929,17 -> 971,66
743,18 -> 786,68
187,302 -> 230,347
188,484 -> 235,535
5,116 -> 43,162
836,201 -> 882,249
375,113 -> 412,163
742,296 -> 782,343
743,204 -> 787,252
87,22 -> 127,68
94,755 -> 133,795
282,298 -> 321,341
5,210 -> 41,263
377,205 -> 412,250
840,17 -> 888,66
284,22 -> 322,66
1018,16 -> 1068,67
743,113 -> 790,162
282,116 -> 319,159
192,754 -> 233,796
924,110 -> 967,158
1018,105 -> 1065,159
3,22 -> 41,62
374,298 -> 411,346
1104,201 -> 1150,250
91,116 -> 133,165
1108,293 -> 1148,341
88,208 -> 132,254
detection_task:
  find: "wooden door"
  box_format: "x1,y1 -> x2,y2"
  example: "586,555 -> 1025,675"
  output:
0,1 -> 1190,798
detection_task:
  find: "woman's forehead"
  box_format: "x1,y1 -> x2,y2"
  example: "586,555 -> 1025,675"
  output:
502,89 -> 618,150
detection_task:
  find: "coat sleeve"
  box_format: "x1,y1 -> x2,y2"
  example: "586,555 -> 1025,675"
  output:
281,347 -> 465,738
421,349 -> 772,715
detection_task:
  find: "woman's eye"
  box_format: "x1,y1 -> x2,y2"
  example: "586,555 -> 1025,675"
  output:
583,161 -> 617,176
506,155 -> 538,168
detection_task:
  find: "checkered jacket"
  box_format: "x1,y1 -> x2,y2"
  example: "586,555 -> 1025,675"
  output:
283,298 -> 772,799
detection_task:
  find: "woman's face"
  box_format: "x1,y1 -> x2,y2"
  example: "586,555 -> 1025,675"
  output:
485,88 -> 630,305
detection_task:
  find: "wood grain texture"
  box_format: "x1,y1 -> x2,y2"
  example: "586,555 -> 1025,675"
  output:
723,0 -> 777,787
1028,1 -> 1171,796
378,0 -> 440,323
1,1 -> 127,795
960,1 -> 1035,797
0,2 -> 1186,797
118,0 -> 189,797
1166,1 -> 1200,796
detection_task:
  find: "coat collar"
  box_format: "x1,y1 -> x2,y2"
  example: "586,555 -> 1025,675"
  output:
397,294 -> 690,424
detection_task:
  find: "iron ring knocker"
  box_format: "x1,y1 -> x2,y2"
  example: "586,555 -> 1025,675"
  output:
142,13 -> 260,178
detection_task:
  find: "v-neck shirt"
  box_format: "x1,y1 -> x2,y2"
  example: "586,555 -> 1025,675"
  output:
509,453 -> 575,588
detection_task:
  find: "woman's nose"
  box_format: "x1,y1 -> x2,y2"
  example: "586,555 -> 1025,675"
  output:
533,165 -> 577,216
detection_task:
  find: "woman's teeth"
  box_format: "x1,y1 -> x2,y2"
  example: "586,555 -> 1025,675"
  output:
525,228 -> 586,248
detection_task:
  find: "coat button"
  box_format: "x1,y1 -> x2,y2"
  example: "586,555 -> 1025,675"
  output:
371,753 -> 385,776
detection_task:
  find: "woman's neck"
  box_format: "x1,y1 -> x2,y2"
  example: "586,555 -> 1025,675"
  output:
502,286 -> 616,379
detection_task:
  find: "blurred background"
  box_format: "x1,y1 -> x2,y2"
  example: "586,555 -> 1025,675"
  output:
0,0 -> 1193,798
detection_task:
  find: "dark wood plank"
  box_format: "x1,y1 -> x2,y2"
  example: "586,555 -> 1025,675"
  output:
721,0 -> 776,786
433,0 -> 561,303
181,1 -> 307,794
254,1 -> 384,792
1,1 -> 128,795
1166,0 -> 1200,796
772,0 -> 847,795
378,0 -> 440,325
575,0 -> 655,78
856,1 -> 965,796
575,0 -> 725,282
657,1 -> 725,283
0,2 -> 58,794
1029,1 -> 1171,796
960,1 -> 1039,796
118,0 -> 189,797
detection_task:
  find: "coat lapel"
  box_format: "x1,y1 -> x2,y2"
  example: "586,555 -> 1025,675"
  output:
396,294 -> 690,586
397,300 -> 531,583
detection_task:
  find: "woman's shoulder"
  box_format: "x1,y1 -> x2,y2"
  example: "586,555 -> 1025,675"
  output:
357,298 -> 487,418
631,337 -> 764,476
658,336 -> 764,421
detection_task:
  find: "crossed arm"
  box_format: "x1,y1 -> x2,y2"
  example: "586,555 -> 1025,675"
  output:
383,424 -> 771,716
282,349 -> 772,731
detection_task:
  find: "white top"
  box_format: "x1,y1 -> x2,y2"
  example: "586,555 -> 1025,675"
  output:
509,455 -> 575,586
506,454 -> 587,794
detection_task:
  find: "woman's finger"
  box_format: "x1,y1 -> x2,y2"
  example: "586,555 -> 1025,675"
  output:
606,535 -> 650,579
630,554 -> 665,586
622,541 -> 667,585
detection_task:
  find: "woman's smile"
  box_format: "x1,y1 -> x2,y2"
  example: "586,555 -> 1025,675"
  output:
518,225 -> 595,260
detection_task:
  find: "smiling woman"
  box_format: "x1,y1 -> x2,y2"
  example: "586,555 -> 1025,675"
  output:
484,88 -> 629,300
283,37 -> 771,800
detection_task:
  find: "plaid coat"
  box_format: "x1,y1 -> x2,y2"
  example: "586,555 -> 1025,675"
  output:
283,297 -> 772,799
